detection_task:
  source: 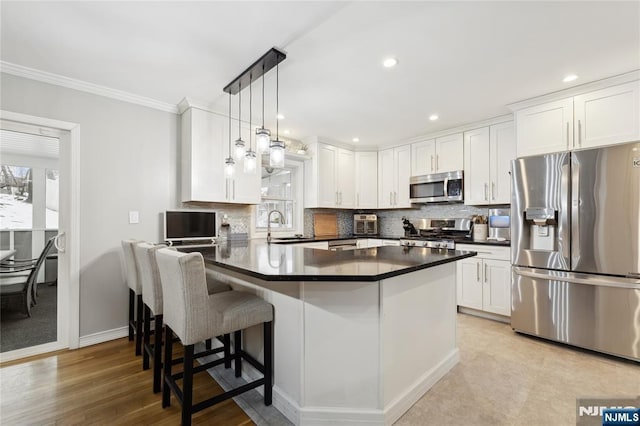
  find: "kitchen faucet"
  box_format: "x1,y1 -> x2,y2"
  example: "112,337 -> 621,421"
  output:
267,210 -> 285,243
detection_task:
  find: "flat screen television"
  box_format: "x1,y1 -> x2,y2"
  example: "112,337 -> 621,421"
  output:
164,210 -> 216,244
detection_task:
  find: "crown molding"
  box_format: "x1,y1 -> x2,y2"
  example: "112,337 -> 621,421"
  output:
1,61 -> 178,114
507,69 -> 640,111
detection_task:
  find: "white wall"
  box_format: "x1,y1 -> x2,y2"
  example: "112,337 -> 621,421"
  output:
0,73 -> 178,336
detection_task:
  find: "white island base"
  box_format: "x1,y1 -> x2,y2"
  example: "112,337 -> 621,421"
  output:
209,262 -> 459,425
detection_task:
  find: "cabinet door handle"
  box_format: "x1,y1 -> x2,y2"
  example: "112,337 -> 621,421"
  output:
336,191 -> 339,205
484,263 -> 488,283
578,120 -> 582,146
357,193 -> 360,206
484,183 -> 488,201
476,262 -> 480,281
339,192 -> 342,205
436,154 -> 439,171
390,192 -> 393,206
566,121 -> 570,148
491,182 -> 496,200
394,191 -> 397,206
430,155 -> 434,172
232,180 -> 236,200
225,179 -> 229,200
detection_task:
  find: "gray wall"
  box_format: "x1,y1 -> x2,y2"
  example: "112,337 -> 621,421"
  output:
1,73 -> 179,336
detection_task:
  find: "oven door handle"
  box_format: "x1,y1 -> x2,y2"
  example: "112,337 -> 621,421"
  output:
443,178 -> 449,198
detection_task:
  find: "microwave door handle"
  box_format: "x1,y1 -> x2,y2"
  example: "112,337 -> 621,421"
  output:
443,178 -> 449,198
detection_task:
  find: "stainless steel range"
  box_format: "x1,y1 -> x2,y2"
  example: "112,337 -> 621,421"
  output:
399,218 -> 472,249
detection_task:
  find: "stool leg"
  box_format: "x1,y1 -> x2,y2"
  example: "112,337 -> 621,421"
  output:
264,321 -> 272,406
234,330 -> 242,378
223,334 -> 231,368
135,294 -> 143,356
128,289 -> 135,341
182,344 -> 194,426
205,339 -> 212,351
143,304 -> 151,370
162,326 -> 173,408
153,314 -> 163,393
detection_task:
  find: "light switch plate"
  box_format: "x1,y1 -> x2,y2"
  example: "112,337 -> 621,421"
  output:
129,211 -> 139,224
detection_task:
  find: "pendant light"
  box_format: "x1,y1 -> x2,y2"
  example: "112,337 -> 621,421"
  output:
270,61 -> 285,168
244,73 -> 257,174
224,92 -> 235,177
234,82 -> 246,160
255,63 -> 271,154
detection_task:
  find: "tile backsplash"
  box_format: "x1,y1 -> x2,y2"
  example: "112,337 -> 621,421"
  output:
304,203 -> 505,237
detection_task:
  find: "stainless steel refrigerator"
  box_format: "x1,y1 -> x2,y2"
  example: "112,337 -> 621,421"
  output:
511,141 -> 640,361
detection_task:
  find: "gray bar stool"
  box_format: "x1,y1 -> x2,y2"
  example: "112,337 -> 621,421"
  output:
135,242 -> 233,393
156,248 -> 273,426
121,239 -> 143,356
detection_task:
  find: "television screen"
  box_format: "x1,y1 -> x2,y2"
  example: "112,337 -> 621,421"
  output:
164,210 -> 216,242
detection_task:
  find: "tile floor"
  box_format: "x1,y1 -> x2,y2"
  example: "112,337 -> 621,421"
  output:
396,313 -> 639,425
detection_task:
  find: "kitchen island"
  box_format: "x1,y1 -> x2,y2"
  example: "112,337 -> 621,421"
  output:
182,242 -> 476,426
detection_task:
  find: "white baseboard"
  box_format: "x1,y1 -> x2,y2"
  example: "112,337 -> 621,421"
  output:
383,348 -> 460,425
458,306 -> 510,323
79,326 -> 128,348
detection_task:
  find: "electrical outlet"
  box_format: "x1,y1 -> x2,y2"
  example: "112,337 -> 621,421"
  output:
129,211 -> 139,224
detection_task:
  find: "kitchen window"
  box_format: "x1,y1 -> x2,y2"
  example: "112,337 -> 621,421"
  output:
254,161 -> 303,235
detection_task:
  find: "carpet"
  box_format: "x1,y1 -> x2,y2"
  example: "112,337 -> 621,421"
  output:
1,283 -> 57,352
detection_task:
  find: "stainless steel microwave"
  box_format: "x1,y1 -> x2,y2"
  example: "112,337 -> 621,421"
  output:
409,170 -> 464,203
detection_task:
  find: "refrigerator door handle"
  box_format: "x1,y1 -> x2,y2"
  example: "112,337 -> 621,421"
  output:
513,267 -> 640,290
571,159 -> 580,267
559,162 -> 571,262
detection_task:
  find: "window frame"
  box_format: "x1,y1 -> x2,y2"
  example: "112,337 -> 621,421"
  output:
252,158 -> 304,238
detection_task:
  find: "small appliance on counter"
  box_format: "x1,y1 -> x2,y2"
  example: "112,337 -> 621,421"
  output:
487,208 -> 510,241
353,214 -> 378,236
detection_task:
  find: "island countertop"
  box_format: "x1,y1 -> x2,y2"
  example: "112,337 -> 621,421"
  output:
180,240 -> 477,282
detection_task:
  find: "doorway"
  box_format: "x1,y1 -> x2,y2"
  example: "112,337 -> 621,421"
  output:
0,112 -> 80,361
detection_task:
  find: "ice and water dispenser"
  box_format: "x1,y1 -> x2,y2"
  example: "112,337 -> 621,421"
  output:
524,207 -> 558,251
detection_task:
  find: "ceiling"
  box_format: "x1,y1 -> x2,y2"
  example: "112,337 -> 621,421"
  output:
1,1 -> 639,148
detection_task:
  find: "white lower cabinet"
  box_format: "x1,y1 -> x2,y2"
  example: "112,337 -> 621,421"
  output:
294,241 -> 329,250
357,239 -> 400,248
456,244 -> 511,316
381,240 -> 400,246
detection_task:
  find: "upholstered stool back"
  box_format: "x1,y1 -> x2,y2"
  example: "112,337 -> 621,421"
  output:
134,242 -> 166,316
156,249 -> 211,345
121,239 -> 142,294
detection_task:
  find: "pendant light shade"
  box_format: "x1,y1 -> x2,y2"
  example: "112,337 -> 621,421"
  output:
224,92 -> 235,177
256,127 -> 271,154
269,139 -> 285,168
234,139 -> 246,160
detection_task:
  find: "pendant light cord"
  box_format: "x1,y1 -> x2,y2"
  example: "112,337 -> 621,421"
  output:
238,82 -> 242,140
261,63 -> 265,128
249,73 -> 252,150
276,61 -> 279,139
228,92 -> 232,153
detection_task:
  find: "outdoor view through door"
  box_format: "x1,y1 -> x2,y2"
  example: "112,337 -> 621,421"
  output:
0,129 -> 60,353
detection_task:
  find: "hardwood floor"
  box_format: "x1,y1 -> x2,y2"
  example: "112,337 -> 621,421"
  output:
0,337 -> 254,425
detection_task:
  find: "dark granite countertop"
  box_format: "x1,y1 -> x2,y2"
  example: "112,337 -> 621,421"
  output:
181,241 -> 477,282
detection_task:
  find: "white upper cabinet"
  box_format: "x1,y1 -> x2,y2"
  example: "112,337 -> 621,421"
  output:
573,81 -> 640,149
378,145 -> 411,209
355,152 -> 378,209
181,107 -> 260,204
435,133 -> 464,172
464,127 -> 491,205
305,142 -> 355,208
515,80 -> 640,157
464,123 -> 515,205
411,139 -> 436,175
411,134 -> 463,176
489,122 -> 516,204
516,98 -> 573,157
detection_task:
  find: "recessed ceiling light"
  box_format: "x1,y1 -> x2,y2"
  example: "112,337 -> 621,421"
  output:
383,58 -> 398,68
284,130 -> 290,135
563,74 -> 578,83
429,114 -> 439,121
277,114 -> 285,120
352,137 -> 360,143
